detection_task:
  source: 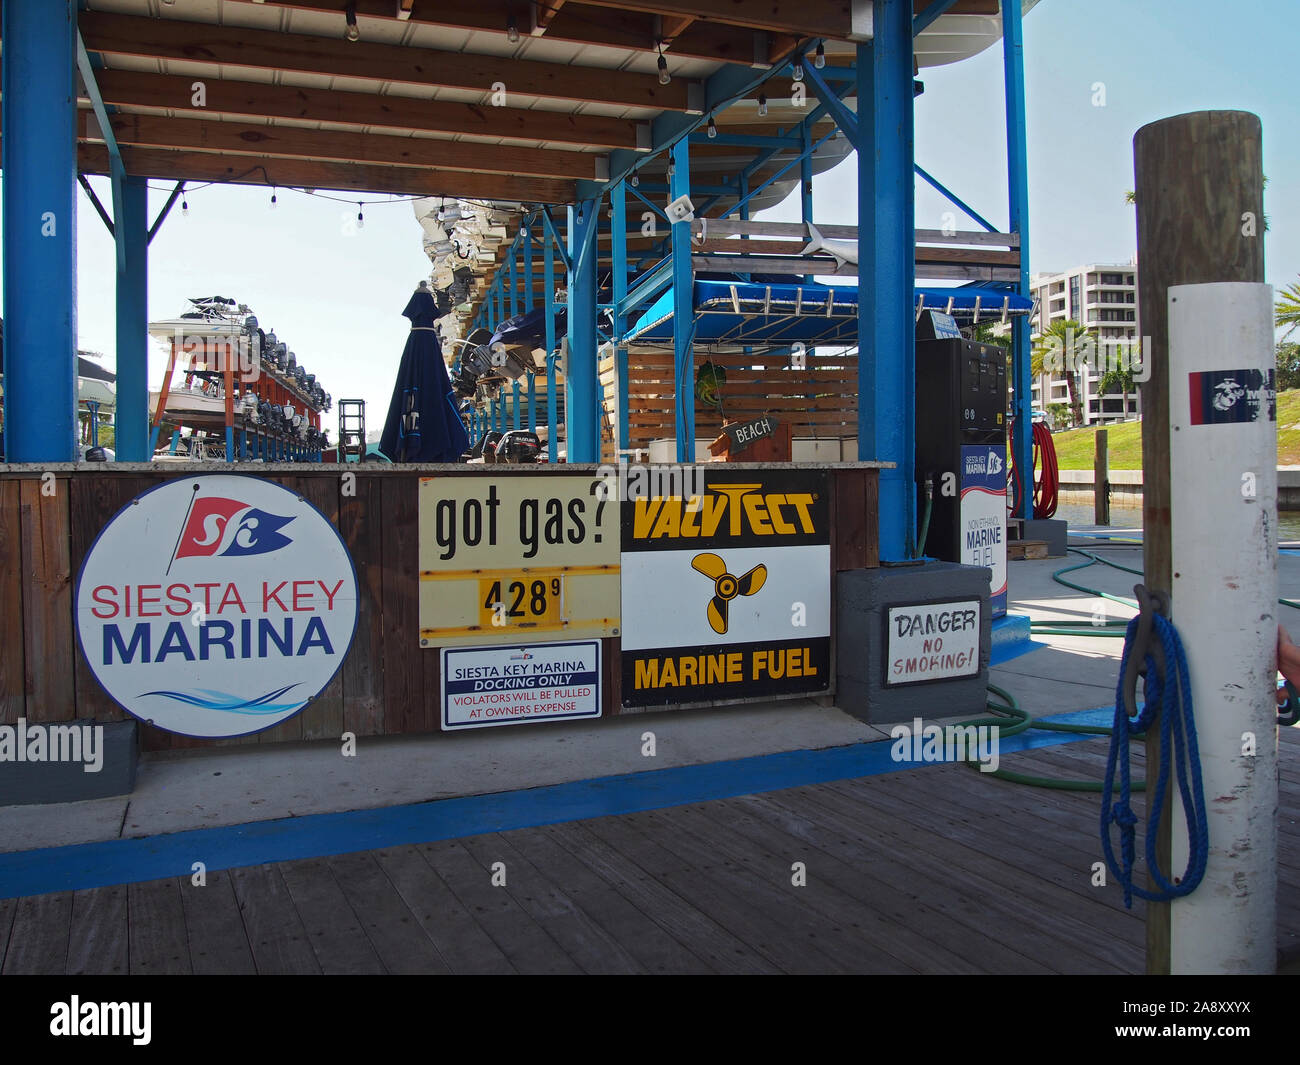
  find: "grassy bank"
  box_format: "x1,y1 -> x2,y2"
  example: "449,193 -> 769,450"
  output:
1048,388 -> 1300,470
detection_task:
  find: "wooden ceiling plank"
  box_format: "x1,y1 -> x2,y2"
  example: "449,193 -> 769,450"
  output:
95,112 -> 600,180
71,141 -> 576,202
93,69 -> 644,151
79,11 -> 694,112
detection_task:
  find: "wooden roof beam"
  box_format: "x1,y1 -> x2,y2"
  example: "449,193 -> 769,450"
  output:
79,11 -> 699,113
91,70 -> 648,152
71,141 -> 576,202
90,112 -> 607,181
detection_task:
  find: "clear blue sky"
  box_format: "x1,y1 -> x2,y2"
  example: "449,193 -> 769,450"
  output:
26,0 -> 1300,426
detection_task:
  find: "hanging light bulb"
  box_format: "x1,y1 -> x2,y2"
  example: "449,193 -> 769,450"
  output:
269,188 -> 278,209
814,42 -> 826,69
707,116 -> 717,138
792,62 -> 804,82
757,93 -> 768,117
357,203 -> 365,229
181,196 -> 190,217
657,46 -> 670,86
667,161 -> 675,178
506,15 -> 520,43
344,2 -> 359,42
576,205 -> 584,225
630,173 -> 639,188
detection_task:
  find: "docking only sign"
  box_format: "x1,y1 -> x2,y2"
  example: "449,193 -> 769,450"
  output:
74,475 -> 359,738
418,475 -> 620,648
885,600 -> 981,686
620,469 -> 831,708
441,641 -> 601,730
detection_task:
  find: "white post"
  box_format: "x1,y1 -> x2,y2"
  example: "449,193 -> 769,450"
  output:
1168,281 -> 1278,973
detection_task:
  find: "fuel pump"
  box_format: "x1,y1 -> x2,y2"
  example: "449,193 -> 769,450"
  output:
914,310 -> 1008,617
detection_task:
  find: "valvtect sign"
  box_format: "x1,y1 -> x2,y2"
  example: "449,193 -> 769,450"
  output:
75,476 -> 358,738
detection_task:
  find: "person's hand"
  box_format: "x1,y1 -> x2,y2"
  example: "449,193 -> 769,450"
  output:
1278,625 -> 1300,703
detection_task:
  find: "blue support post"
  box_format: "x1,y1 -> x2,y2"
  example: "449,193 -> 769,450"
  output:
858,0 -> 916,561
800,125 -> 815,226
524,223 -> 537,431
670,137 -> 695,463
545,238 -> 558,462
114,176 -> 150,461
566,199 -> 600,463
611,181 -> 630,457
1002,0 -> 1033,523
169,429 -> 181,455
2,0 -> 78,462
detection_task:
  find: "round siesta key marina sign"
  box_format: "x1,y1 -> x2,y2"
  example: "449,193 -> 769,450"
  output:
75,475 -> 358,738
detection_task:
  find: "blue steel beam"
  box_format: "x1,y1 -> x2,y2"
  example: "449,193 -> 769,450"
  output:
915,164 -> 998,233
524,222 -> 536,432
800,59 -> 860,149
75,32 -> 127,274
114,175 -> 149,462
914,0 -> 962,35
670,136 -> 695,463
545,237 -> 558,463
147,181 -> 185,244
566,199 -> 600,463
858,0 -> 917,561
617,254 -> 674,319
611,181 -> 631,456
3,0 -> 79,462
1002,0 -> 1034,523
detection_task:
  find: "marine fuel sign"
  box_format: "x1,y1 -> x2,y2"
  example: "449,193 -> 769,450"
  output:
620,469 -> 830,707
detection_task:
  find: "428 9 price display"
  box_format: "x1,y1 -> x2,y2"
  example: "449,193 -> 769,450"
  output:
478,573 -> 565,630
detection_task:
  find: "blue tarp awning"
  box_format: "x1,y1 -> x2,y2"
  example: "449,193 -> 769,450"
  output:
623,278 -> 1034,347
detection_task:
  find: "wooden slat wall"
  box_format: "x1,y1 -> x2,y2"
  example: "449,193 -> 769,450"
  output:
0,465 -> 879,747
623,352 -> 858,452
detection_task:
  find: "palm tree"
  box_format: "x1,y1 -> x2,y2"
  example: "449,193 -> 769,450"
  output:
1277,279 -> 1300,342
1032,319 -> 1092,427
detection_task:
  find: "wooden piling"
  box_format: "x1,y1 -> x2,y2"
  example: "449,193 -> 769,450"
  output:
1133,110 -> 1265,974
1094,429 -> 1109,526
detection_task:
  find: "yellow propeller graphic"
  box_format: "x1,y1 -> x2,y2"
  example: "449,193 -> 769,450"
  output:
691,552 -> 767,634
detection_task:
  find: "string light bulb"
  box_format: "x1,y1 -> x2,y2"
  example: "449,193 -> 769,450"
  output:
630,173 -> 639,187
657,45 -> 670,86
667,161 -> 675,178
344,2 -> 359,42
181,196 -> 189,216
269,188 -> 278,209
707,116 -> 717,138
757,93 -> 768,117
356,202 -> 365,229
814,42 -> 826,68
792,62 -> 804,82
507,15 -> 520,43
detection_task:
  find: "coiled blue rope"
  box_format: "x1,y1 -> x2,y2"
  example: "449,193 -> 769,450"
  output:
1101,609 -> 1209,908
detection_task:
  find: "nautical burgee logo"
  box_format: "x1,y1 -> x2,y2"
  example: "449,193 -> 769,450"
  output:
0,718 -> 103,773
889,717 -> 1000,773
50,996 -> 151,1045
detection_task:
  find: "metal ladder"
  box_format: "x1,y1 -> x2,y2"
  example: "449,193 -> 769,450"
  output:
338,399 -> 366,463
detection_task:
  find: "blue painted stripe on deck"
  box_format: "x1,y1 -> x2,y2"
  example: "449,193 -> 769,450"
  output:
0,714 -> 1108,899
989,612 -> 1041,666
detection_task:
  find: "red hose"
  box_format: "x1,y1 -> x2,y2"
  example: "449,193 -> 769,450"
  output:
1007,419 -> 1060,520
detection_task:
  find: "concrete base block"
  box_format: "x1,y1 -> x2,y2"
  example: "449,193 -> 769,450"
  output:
0,719 -> 138,805
837,562 -> 992,726
1022,518 -> 1068,557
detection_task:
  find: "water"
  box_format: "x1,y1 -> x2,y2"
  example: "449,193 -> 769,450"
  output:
1051,499 -> 1300,543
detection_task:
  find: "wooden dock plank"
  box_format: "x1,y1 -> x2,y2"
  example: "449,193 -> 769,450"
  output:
662,800 -> 995,975
339,473 -> 385,737
19,478 -> 76,723
229,863 -> 322,974
380,477 -> 426,735
504,825 -> 711,974
372,845 -> 516,974
1,890 -> 72,974
543,820 -> 768,974
326,851 -> 451,974
278,857 -> 385,974
294,476 -> 345,742
588,807 -> 871,973
415,838 -> 582,974
459,832 -> 645,975
179,869 -> 256,974
127,878 -> 193,974
791,782 -> 1142,972
66,884 -> 128,974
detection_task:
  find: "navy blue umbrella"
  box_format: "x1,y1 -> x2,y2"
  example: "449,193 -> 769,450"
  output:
379,284 -> 470,462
